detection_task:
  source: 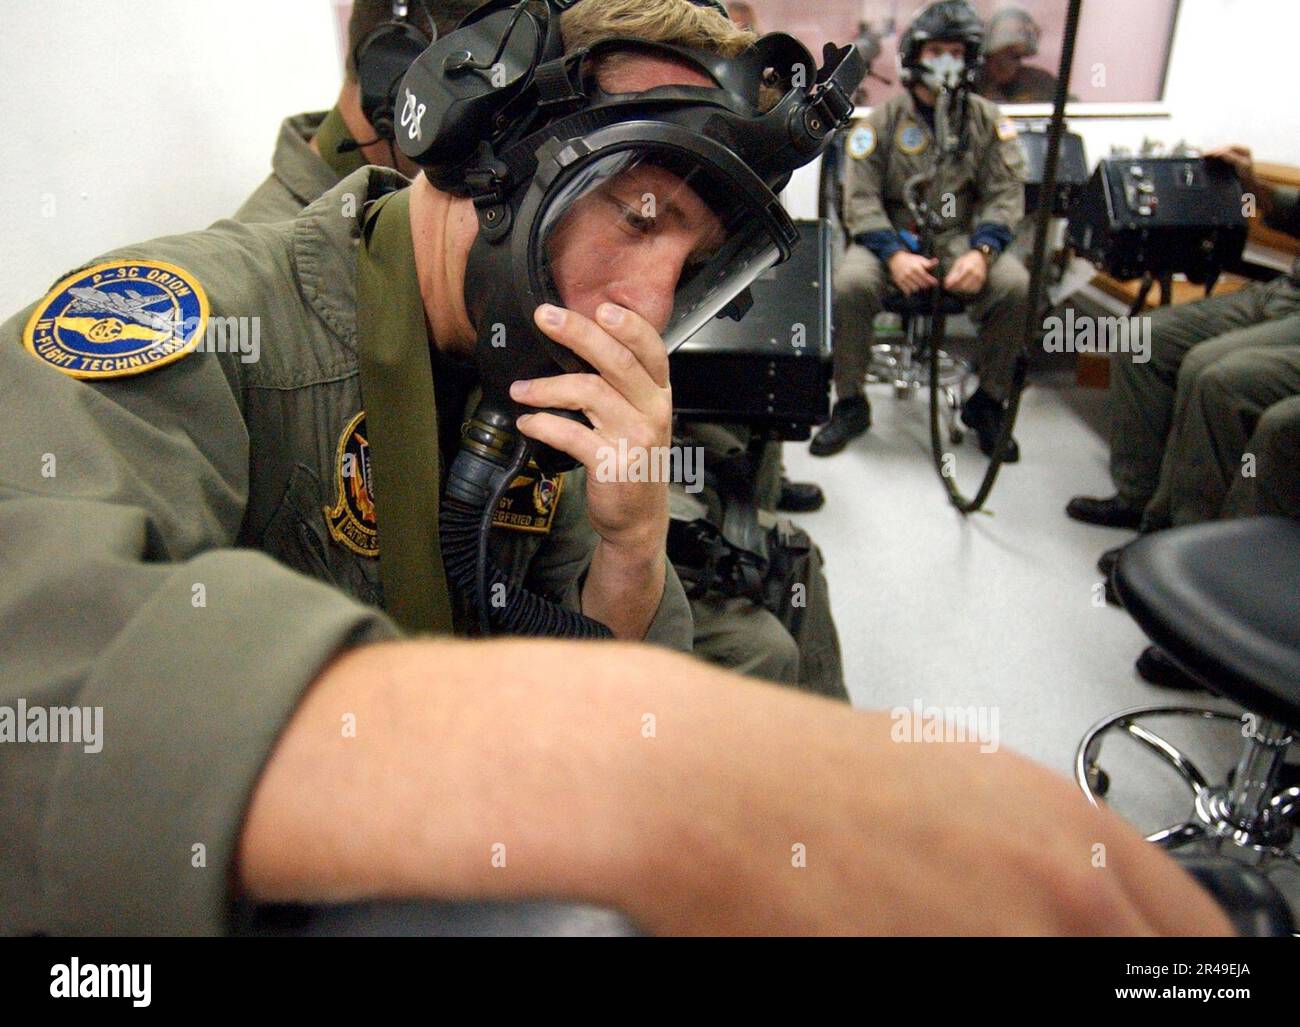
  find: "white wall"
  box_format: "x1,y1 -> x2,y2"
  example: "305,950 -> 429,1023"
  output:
0,0 -> 343,317
784,0 -> 1300,220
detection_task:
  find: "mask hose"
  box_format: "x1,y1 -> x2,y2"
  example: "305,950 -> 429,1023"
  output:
439,403 -> 614,639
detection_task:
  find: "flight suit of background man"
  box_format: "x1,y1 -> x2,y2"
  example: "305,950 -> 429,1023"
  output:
810,0 -> 1030,462
234,0 -> 483,224
974,5 -> 1059,105
1068,143 -> 1300,537
1065,144 -> 1300,692
237,0 -> 845,700
0,0 -> 1235,940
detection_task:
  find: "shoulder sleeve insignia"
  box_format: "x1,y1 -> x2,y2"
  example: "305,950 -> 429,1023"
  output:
896,122 -> 929,156
847,124 -> 877,160
22,260 -> 209,379
492,463 -> 564,534
325,412 -> 380,558
997,119 -> 1019,142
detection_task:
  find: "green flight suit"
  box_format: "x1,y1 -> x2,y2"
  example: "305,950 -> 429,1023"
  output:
1222,394 -> 1300,520
834,90 -> 1030,402
1109,188 -> 1300,528
672,424 -> 848,701
1154,344 -> 1300,525
233,109 -> 352,225
234,108 -> 842,696
0,166 -> 691,937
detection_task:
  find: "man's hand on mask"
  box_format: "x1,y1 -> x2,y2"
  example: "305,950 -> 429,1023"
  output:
508,301 -> 672,639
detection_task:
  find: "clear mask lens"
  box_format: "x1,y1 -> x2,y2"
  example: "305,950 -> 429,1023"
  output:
535,148 -> 784,352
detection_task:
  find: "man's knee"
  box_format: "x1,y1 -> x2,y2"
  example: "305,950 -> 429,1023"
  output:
833,247 -> 887,308
692,597 -> 800,686
1253,397 -> 1300,461
987,253 -> 1030,302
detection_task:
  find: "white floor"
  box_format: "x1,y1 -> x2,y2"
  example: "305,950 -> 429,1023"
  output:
784,372 -> 1298,903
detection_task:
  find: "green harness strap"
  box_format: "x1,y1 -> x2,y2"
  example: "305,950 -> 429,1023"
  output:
355,188 -> 455,635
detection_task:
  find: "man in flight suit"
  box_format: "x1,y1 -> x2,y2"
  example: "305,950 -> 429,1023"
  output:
235,0 -> 481,225
974,5 -> 1060,105
1068,145 -> 1300,691
234,1 -> 839,697
1069,145 -> 1300,535
811,0 -> 1030,461
0,0 -> 1230,938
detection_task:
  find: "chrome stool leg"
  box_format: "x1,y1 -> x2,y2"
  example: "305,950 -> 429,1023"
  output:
1075,705 -> 1298,865
894,320 -> 917,399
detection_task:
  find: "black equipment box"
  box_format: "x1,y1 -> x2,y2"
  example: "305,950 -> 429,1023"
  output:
1067,157 -> 1248,282
671,219 -> 832,440
1016,127 -> 1089,215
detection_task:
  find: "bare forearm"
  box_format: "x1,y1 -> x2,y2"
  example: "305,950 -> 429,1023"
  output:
237,638 -> 709,916
581,538 -> 666,640
236,638 -> 1234,935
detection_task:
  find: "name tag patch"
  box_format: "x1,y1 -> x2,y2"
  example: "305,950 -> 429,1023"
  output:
492,464 -> 563,534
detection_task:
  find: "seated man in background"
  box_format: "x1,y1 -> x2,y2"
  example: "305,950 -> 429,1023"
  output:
812,0 -> 1030,461
974,6 -> 1060,105
1068,145 -> 1300,690
1068,145 -> 1300,535
235,0 -> 481,224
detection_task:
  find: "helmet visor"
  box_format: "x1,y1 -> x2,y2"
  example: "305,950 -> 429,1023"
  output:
534,146 -> 787,353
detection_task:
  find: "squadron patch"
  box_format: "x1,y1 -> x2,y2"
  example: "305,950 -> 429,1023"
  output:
896,122 -> 929,156
325,412 -> 379,558
491,463 -> 563,534
996,118 -> 1019,142
847,125 -> 877,160
22,260 -> 208,379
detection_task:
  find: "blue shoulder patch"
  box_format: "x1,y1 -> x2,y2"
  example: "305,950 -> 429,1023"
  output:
23,260 -> 208,379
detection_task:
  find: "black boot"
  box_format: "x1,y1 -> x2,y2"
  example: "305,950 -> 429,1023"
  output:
776,478 -> 826,513
1066,494 -> 1144,529
960,388 -> 1019,462
810,395 -> 871,457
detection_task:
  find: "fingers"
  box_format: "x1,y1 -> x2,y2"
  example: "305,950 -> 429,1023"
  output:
534,303 -> 669,405
896,265 -> 939,295
515,411 -> 604,468
1092,809 -> 1236,936
510,373 -> 638,435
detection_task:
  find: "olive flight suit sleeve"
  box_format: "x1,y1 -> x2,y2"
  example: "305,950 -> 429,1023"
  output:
521,467 -> 693,653
971,111 -> 1028,232
842,110 -> 896,242
0,283 -> 399,937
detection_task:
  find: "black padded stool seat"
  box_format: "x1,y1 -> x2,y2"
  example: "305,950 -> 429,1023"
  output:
1115,517 -> 1300,728
882,289 -> 967,317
